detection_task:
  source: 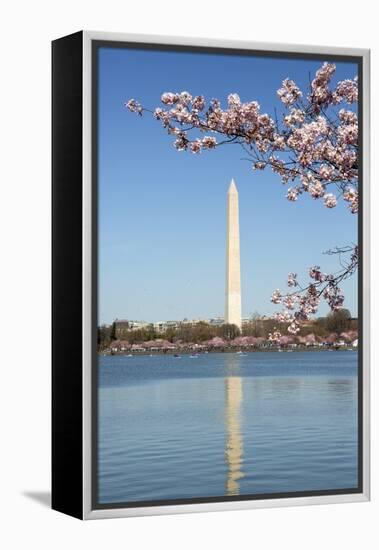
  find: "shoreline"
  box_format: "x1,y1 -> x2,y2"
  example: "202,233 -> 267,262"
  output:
99,346 -> 357,357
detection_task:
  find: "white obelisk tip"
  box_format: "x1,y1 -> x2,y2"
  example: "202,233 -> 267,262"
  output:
228,178 -> 238,194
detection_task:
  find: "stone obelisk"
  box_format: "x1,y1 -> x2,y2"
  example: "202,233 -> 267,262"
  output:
225,179 -> 242,329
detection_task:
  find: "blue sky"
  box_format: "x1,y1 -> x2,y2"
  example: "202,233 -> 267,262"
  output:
98,46 -> 358,325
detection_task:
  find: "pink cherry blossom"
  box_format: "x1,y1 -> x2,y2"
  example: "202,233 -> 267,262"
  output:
271,289 -> 282,304
161,92 -> 179,105
287,273 -> 298,287
324,193 -> 337,208
286,187 -> 299,202
309,182 -> 325,199
339,109 -> 358,125
343,187 -> 358,213
192,95 -> 205,111
284,108 -> 305,126
268,331 -> 282,343
125,98 -> 142,114
277,79 -> 303,106
319,164 -> 334,180
333,78 -> 358,104
202,136 -> 217,149
190,139 -> 202,154
308,62 -> 336,110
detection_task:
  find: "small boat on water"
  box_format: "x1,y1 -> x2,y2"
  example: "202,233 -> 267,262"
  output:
173,354 -> 181,358
190,354 -> 199,358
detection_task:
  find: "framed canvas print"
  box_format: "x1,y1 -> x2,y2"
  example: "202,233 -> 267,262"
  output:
52,31 -> 370,520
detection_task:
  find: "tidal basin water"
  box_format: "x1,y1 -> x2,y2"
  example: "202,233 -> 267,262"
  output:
98,351 -> 358,504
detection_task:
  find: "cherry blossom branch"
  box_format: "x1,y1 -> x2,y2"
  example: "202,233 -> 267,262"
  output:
270,246 -> 358,335
125,63 -> 358,213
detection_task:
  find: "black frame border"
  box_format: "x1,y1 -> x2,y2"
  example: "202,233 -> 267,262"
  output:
91,39 -> 364,511
52,31 -> 84,519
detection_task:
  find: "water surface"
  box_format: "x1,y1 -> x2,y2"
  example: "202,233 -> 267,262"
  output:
98,351 -> 358,504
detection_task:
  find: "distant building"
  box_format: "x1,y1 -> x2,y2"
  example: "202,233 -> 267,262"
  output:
114,319 -> 149,337
154,318 -> 220,332
209,317 -> 224,326
128,321 -> 150,331
153,320 -> 180,333
114,314 -> 252,335
165,321 -> 180,330
153,322 -> 165,333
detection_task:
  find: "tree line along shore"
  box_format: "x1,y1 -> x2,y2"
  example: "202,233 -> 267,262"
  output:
98,309 -> 358,355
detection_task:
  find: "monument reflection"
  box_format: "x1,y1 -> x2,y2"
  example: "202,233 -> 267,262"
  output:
224,353 -> 245,495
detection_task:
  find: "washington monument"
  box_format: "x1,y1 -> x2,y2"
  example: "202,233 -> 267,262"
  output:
225,179 -> 242,329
